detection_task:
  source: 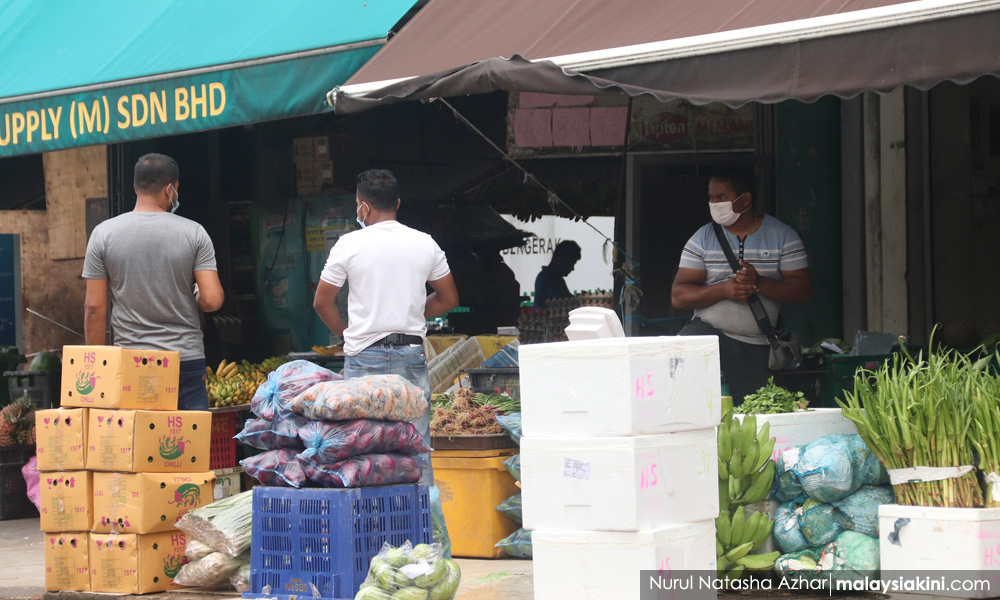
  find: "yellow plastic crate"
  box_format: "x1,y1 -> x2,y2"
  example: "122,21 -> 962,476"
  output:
431,449 -> 520,558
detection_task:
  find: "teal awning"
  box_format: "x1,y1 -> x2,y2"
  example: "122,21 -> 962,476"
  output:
0,0 -> 418,157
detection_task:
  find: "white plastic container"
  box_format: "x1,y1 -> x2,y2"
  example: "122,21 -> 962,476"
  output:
520,335 -> 721,436
521,429 -> 718,531
532,521 -> 717,600
879,504 -> 1000,598
737,408 -> 858,461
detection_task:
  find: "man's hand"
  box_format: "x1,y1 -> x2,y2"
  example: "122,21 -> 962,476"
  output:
724,276 -> 758,302
733,261 -> 758,286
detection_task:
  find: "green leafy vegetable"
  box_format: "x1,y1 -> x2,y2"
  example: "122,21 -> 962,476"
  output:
736,378 -> 808,414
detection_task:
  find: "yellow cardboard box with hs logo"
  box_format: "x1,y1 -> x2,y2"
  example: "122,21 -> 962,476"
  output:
86,409 -> 210,472
89,531 -> 188,594
34,407 -> 88,471
39,470 -> 92,532
61,345 -> 180,410
92,471 -> 216,534
44,532 -> 90,592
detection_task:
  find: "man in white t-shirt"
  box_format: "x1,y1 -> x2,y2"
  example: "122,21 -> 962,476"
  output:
313,169 -> 459,484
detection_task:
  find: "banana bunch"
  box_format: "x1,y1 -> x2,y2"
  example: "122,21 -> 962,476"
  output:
716,505 -> 780,576
718,411 -> 776,509
205,356 -> 290,408
715,409 -> 780,577
311,345 -> 343,356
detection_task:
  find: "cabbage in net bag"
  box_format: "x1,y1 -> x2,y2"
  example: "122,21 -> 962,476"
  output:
356,541 -> 461,600
302,453 -> 423,488
251,360 -> 342,421
236,413 -> 308,450
241,448 -> 307,488
288,375 -> 428,422
297,419 -> 432,463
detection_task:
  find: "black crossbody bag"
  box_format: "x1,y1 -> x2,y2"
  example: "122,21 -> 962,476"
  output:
712,223 -> 802,370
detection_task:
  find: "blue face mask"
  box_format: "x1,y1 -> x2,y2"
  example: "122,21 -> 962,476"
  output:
356,202 -> 368,229
168,184 -> 180,214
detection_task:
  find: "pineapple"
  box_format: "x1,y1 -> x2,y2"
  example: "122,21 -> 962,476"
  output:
0,394 -> 34,448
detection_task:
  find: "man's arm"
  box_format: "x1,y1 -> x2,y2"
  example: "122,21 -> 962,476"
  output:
671,267 -> 757,310
425,274 -> 459,318
84,278 -> 108,345
756,268 -> 812,303
313,280 -> 347,337
193,270 -> 225,312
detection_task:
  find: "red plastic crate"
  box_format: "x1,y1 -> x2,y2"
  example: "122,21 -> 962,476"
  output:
210,411 -> 238,470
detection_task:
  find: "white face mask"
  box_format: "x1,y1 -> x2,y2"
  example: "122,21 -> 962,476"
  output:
709,193 -> 747,227
356,202 -> 368,229
168,184 -> 180,214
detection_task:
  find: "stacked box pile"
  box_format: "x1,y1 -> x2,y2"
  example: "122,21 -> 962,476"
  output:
292,136 -> 333,196
519,335 -> 723,600
37,345 -> 215,594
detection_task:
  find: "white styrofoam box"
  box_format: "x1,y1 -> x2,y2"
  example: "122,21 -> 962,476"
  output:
532,521 -> 717,600
879,504 -> 1000,598
736,408 -> 858,461
521,335 -> 721,436
521,429 -> 718,531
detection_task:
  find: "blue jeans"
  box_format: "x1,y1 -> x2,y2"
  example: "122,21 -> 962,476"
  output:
179,358 -> 209,411
344,344 -> 434,484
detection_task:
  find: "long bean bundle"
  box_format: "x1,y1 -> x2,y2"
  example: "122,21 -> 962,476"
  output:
971,351 -> 1000,508
837,346 -> 984,508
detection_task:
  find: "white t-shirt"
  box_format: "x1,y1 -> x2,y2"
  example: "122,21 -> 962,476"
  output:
320,220 -> 450,355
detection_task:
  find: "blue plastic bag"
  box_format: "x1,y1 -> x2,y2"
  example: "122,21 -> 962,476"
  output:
776,434 -> 888,504
502,453 -> 521,482
496,412 -> 522,446
495,528 -> 532,559
496,493 -> 522,524
250,360 -> 341,421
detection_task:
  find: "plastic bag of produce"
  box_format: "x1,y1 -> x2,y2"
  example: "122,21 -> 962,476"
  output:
252,360 -> 341,420
241,449 -> 308,488
775,448 -> 806,501
777,434 -> 889,504
831,485 -> 895,537
496,493 -> 522,524
173,551 -> 248,588
430,485 -> 452,560
229,562 -> 251,593
184,538 -> 216,561
356,541 -> 461,600
495,527 -> 532,558
176,491 -> 253,558
502,453 -> 520,481
235,413 -> 309,450
798,497 -> 851,547
496,412 -> 522,446
302,453 -> 422,488
297,419 -> 432,463
289,375 -> 427,422
773,498 -> 810,553
776,530 -> 879,585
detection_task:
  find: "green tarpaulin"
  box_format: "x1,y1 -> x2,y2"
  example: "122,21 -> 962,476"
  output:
0,0 -> 417,156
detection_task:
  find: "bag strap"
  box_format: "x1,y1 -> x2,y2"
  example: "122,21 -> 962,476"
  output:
711,223 -> 780,341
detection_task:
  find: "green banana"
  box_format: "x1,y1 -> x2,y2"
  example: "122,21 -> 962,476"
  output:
741,511 -> 761,546
729,447 -> 744,479
719,482 -> 730,512
739,460 -> 775,504
718,456 -> 730,480
742,442 -> 759,477
725,541 -> 754,562
717,539 -> 724,557
718,424 -> 732,463
715,511 -> 732,546
730,505 -> 745,548
729,418 -> 742,451
736,551 -> 780,570
726,564 -> 746,579
718,555 -> 731,575
741,414 -> 757,453
752,514 -> 774,548
756,436 -> 776,472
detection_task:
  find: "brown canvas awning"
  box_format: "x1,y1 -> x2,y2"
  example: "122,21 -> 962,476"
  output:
330,0 -> 1000,113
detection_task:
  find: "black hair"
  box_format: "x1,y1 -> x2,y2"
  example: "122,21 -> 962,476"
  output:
134,153 -> 179,194
356,169 -> 399,211
709,171 -> 753,198
552,240 -> 582,261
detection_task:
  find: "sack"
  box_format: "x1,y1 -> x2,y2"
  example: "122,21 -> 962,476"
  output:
768,328 -> 803,370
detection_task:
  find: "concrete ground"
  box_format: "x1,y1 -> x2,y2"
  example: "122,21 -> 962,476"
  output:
0,517 -> 533,600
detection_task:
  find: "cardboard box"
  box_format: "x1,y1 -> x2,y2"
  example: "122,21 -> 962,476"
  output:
92,471 -> 216,534
296,161 -> 317,196
213,466 -> 243,501
313,135 -> 330,160
292,137 -> 314,162
87,409 -> 211,472
44,532 -> 90,592
60,346 -> 180,410
89,531 -> 187,594
314,160 -> 334,189
39,471 -> 92,532
35,407 -> 88,471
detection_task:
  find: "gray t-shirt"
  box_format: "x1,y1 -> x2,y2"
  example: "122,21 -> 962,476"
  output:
82,212 -> 217,360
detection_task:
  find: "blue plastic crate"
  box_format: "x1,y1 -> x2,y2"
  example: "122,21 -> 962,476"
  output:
244,483 -> 431,600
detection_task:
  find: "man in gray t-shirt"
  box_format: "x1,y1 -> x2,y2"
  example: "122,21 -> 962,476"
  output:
82,153 -> 224,410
